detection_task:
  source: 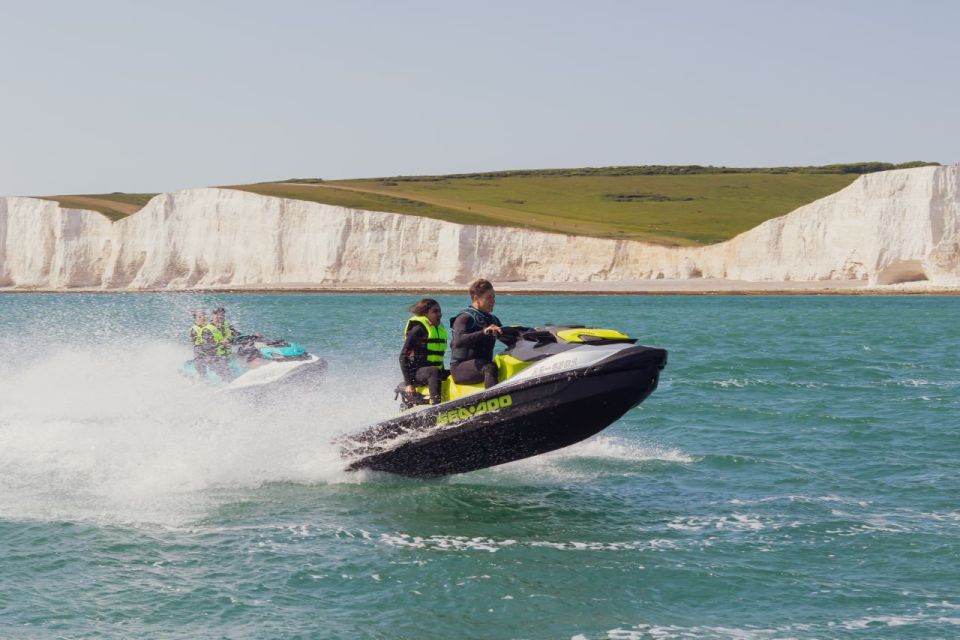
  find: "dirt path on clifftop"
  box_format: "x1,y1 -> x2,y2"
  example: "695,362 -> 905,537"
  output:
53,196 -> 141,214
42,195 -> 144,221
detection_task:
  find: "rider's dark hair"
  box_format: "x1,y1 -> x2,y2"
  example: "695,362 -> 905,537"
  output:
409,298 -> 440,316
468,278 -> 494,299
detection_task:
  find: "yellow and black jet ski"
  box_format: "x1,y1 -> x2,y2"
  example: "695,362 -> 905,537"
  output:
340,325 -> 667,478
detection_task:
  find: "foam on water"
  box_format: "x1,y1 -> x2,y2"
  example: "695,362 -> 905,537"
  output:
0,338 -> 396,525
471,435 -> 694,484
729,495 -> 871,507
554,435 -> 694,464
600,613 -> 960,639
665,513 -> 771,533
378,532 -> 678,553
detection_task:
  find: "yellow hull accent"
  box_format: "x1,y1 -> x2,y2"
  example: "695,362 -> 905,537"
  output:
555,328 -> 631,343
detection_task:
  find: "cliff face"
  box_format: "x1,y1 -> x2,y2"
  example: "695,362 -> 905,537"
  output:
2,166 -> 959,289
695,166 -> 960,285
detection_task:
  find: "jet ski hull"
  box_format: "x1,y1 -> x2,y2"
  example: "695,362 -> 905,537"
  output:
226,356 -> 327,395
182,354 -> 327,394
344,345 -> 666,478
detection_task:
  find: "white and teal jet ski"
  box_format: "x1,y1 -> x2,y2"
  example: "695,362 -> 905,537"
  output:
182,335 -> 326,393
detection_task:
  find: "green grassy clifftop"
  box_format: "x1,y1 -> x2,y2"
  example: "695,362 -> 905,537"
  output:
35,162 -> 937,246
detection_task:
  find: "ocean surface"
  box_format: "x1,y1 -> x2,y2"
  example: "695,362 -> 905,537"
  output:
0,293 -> 957,639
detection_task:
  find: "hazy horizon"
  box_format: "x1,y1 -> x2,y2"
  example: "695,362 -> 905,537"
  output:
2,0 -> 958,196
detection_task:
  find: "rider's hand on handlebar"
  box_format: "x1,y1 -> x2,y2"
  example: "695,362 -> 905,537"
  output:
483,324 -> 502,336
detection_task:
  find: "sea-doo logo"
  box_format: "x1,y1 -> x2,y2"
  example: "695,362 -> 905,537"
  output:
436,394 -> 513,427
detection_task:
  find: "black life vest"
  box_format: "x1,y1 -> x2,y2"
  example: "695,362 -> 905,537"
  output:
449,307 -> 501,364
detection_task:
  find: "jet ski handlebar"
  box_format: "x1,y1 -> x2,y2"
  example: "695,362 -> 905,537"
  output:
500,325 -> 556,347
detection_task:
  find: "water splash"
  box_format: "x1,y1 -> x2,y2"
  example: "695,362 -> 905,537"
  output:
0,339 -> 397,525
468,435 -> 693,484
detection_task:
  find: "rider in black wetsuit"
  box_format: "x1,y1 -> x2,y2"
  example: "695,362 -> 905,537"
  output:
449,278 -> 505,389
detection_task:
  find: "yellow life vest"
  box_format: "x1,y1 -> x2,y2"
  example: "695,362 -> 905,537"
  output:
218,322 -> 235,342
203,323 -> 228,357
191,324 -> 206,345
404,316 -> 447,367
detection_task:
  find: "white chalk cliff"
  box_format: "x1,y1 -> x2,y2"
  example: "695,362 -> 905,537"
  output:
1,166 -> 958,290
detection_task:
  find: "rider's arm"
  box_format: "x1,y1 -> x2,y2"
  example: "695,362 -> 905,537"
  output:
399,324 -> 427,385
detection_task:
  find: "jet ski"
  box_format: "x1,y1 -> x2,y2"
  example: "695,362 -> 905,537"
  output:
340,325 -> 667,478
182,334 -> 326,393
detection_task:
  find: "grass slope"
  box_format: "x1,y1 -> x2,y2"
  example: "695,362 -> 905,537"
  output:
234,172 -> 861,245
32,163 -> 937,246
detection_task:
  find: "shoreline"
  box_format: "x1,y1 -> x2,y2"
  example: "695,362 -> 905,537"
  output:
3,279 -> 959,296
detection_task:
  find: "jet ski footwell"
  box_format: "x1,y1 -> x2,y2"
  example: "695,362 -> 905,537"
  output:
342,344 -> 667,478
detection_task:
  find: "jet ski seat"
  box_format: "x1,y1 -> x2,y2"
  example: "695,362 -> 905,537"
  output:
408,352 -> 534,406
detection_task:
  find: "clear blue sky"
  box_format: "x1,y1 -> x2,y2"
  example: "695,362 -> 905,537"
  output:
2,0 -> 958,196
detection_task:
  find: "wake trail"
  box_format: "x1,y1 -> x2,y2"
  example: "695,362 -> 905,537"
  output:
0,338 -> 397,525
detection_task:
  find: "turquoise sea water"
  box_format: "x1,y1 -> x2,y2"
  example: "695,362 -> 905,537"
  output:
0,293 -> 958,639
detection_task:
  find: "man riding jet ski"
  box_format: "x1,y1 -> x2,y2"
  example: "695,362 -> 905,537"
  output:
340,325 -> 667,478
182,334 -> 326,393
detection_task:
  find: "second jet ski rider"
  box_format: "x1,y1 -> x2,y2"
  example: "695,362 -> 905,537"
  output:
400,298 -> 448,405
450,278 -> 505,389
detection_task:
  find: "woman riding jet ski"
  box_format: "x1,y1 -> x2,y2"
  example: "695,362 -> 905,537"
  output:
182,334 -> 326,393
340,324 -> 667,478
